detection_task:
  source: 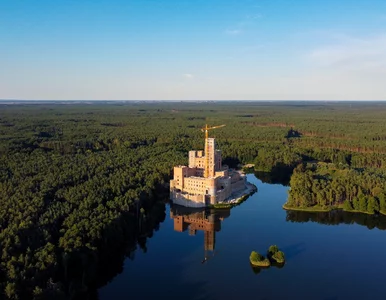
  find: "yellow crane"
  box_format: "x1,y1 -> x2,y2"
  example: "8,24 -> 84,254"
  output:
201,124 -> 226,178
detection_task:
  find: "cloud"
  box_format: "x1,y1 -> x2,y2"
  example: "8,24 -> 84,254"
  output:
224,11 -> 262,36
224,29 -> 242,35
246,13 -> 262,20
183,73 -> 194,79
308,34 -> 386,73
239,45 -> 265,53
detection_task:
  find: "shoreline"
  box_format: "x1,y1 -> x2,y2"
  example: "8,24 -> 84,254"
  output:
282,204 -> 330,212
283,203 -> 386,216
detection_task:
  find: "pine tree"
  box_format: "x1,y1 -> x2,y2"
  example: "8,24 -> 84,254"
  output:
359,195 -> 367,212
343,200 -> 353,211
367,196 -> 377,214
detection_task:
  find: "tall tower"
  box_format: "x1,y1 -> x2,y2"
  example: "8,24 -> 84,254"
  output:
201,124 -> 225,178
207,138 -> 216,177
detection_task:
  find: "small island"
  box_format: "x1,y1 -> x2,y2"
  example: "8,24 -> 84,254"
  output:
267,245 -> 285,264
249,251 -> 271,267
250,245 -> 286,269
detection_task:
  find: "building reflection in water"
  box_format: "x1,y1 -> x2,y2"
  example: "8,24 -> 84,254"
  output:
170,205 -> 230,263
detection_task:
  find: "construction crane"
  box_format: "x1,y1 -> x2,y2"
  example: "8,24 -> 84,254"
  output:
201,124 -> 226,178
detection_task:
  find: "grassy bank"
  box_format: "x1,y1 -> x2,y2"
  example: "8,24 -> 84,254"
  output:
282,204 -> 331,212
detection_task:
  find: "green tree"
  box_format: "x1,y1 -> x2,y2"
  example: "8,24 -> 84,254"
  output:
379,193 -> 386,213
343,200 -> 353,211
5,282 -> 17,299
268,245 -> 279,254
359,195 -> 367,212
353,197 -> 360,211
272,251 -> 285,263
367,196 -> 379,214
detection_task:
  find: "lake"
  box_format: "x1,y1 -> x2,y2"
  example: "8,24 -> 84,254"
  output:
98,174 -> 386,300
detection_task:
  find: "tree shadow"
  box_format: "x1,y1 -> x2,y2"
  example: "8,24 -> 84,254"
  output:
285,128 -> 302,138
281,243 -> 306,261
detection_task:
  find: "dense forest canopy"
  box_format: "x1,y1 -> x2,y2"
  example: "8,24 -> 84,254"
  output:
2,101 -> 386,299
285,163 -> 386,214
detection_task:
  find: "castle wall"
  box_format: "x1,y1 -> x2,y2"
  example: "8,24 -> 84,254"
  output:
171,166 -> 198,190
215,169 -> 228,177
215,150 -> 222,171
184,177 -> 214,195
195,168 -> 204,177
170,190 -> 207,208
230,174 -> 247,192
189,151 -> 205,169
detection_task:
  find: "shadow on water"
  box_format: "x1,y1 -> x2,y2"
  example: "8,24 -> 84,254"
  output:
254,170 -> 290,186
281,242 -> 306,261
55,199 -> 168,300
286,209 -> 386,231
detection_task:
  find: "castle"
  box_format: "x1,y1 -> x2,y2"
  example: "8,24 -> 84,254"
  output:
170,125 -> 247,208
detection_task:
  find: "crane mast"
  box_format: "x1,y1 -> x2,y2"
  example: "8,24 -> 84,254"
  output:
201,124 -> 226,178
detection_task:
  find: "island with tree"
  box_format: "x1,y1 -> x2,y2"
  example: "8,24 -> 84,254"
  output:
250,245 -> 285,268
249,251 -> 271,267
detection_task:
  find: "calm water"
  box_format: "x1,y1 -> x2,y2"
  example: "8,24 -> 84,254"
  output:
99,175 -> 386,300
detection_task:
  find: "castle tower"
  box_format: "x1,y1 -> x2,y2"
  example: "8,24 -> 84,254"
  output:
204,230 -> 215,251
206,138 -> 216,177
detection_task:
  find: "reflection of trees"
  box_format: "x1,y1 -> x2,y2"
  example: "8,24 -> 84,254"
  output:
271,261 -> 285,269
61,200 -> 167,300
286,209 -> 386,230
250,265 -> 262,275
254,171 -> 290,186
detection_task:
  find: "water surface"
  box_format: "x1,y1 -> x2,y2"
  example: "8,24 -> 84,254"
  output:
99,175 -> 386,300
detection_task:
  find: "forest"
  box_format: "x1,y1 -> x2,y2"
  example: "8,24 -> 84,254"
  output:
285,163 -> 386,214
2,101 -> 386,299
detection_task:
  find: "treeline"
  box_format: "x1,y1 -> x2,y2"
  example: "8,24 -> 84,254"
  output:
285,163 -> 386,215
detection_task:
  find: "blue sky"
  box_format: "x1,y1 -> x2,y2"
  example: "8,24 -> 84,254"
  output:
1,0 -> 386,100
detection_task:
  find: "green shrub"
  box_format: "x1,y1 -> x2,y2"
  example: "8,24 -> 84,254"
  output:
268,245 -> 279,254
272,251 -> 285,263
250,251 -> 271,267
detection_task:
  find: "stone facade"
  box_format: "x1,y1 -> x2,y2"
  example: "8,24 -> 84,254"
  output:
170,137 -> 247,207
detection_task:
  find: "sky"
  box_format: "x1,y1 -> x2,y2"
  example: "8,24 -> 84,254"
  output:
1,0 -> 386,100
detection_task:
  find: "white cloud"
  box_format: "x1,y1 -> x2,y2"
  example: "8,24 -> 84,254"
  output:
308,34 -> 386,73
183,73 -> 194,79
224,29 -> 242,35
246,13 -> 262,20
224,11 -> 262,36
